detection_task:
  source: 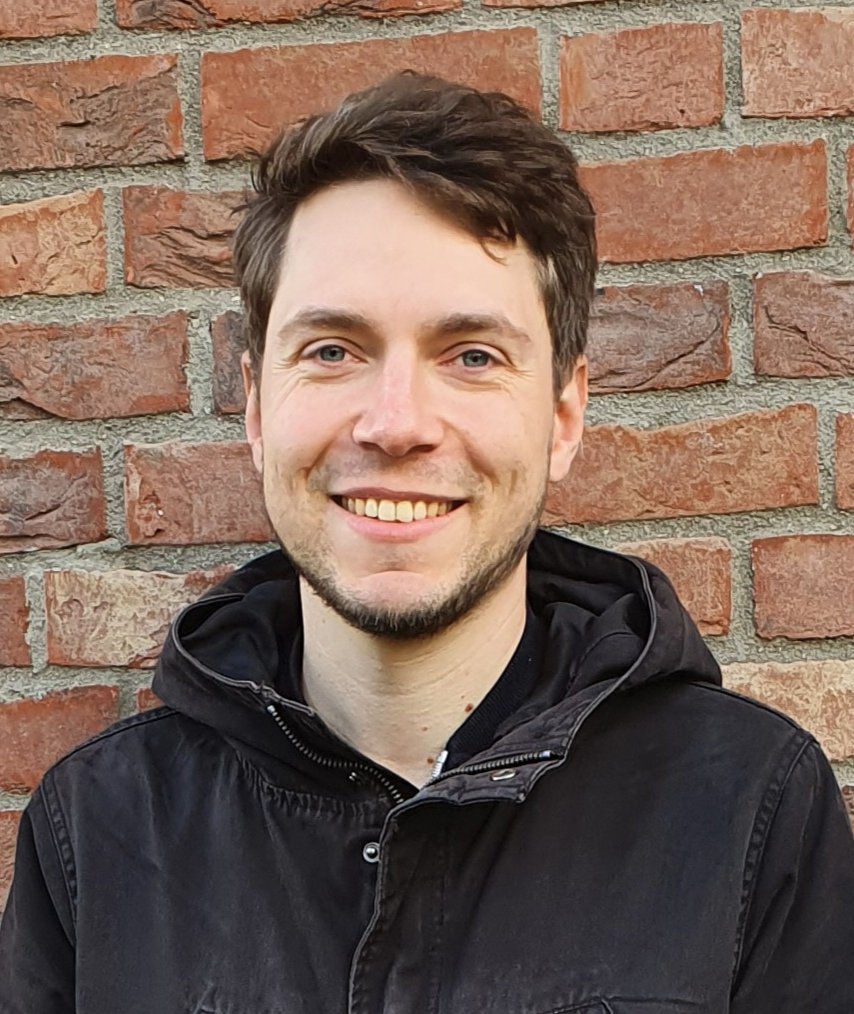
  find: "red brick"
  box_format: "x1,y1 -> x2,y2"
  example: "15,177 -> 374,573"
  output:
201,30 -> 540,160
724,661 -> 853,763
123,187 -> 240,289
0,55 -> 182,172
843,787 -> 854,829
0,811 -> 21,912
837,415 -> 854,510
212,310 -> 246,414
116,0 -> 458,28
545,405 -> 818,525
742,9 -> 854,118
580,142 -> 827,264
0,312 -> 189,421
0,191 -> 106,297
589,281 -> 730,394
46,566 -> 232,668
0,687 -> 119,792
615,537 -> 731,636
754,271 -> 854,378
0,0 -> 96,38
753,535 -> 854,640
124,442 -> 272,545
0,450 -> 105,554
136,687 -> 163,711
0,577 -> 29,665
560,22 -> 723,133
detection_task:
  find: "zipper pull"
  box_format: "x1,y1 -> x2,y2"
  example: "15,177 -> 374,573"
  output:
430,749 -> 449,780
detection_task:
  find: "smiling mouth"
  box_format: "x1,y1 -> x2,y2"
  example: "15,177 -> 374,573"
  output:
332,496 -> 463,523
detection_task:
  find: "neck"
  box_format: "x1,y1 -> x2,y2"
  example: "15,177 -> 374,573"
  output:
300,566 -> 528,788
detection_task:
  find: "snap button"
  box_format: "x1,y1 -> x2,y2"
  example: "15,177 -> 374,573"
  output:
490,768 -> 516,782
362,841 -> 381,864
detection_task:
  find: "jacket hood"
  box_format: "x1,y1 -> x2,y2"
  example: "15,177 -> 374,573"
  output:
152,530 -> 721,794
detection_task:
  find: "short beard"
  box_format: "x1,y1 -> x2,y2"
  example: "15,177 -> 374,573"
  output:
273,487 -> 545,641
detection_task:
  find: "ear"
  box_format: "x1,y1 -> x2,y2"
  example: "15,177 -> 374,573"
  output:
549,356 -> 588,483
241,351 -> 263,474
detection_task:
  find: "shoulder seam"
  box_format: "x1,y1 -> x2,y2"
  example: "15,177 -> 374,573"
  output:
684,680 -> 813,736
42,706 -> 177,776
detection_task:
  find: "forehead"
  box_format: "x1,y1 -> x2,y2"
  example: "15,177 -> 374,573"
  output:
270,179 -> 547,332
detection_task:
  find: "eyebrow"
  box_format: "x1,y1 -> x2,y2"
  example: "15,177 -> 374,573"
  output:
275,307 -> 531,347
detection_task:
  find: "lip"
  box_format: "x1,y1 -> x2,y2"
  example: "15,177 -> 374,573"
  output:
330,497 -> 463,542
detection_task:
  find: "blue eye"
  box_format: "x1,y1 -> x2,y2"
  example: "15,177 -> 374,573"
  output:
316,345 -> 347,362
460,349 -> 492,368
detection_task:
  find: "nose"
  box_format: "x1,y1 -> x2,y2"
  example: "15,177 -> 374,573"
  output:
351,353 -> 443,458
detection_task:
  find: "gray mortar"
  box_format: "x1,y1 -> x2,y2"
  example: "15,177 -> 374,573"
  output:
0,0 -> 853,790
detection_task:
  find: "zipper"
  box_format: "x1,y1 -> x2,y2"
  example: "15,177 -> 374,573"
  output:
425,748 -> 561,786
265,701 -> 407,806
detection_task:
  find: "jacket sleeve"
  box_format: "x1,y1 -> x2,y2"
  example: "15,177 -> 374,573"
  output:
0,790 -> 75,1014
730,738 -> 854,1012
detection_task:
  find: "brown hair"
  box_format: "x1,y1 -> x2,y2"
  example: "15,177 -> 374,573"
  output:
232,71 -> 596,392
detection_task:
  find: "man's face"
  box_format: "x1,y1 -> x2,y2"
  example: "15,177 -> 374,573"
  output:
243,179 -> 586,637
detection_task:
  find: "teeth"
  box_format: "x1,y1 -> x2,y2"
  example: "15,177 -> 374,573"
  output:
340,496 -> 455,522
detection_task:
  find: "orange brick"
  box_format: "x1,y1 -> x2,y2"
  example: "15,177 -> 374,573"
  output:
116,0 -> 458,28
0,687 -> 119,792
561,22 -> 723,133
545,405 -> 818,525
46,567 -> 232,668
0,191 -> 105,297
136,687 -> 163,711
589,281 -> 730,394
201,30 -> 540,160
752,535 -> 854,640
211,311 -> 246,414
0,811 -> 21,912
754,271 -> 854,378
0,55 -> 182,171
0,450 -> 106,555
0,577 -> 29,665
615,537 -> 731,636
124,442 -> 272,545
580,142 -> 827,263
0,0 -> 96,38
743,8 -> 854,118
724,661 -> 854,763
0,313 -> 189,420
837,415 -> 854,510
123,187 -> 241,289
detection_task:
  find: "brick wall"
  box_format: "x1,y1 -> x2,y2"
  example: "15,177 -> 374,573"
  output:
1,1 -> 854,905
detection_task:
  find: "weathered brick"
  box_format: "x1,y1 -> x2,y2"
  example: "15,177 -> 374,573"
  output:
560,22 -> 723,133
0,687 -> 119,792
0,577 -> 29,666
837,414 -> 854,510
0,450 -> 106,554
124,442 -> 272,545
0,810 -> 21,912
753,535 -> 854,640
137,687 -> 162,711
615,537 -> 731,636
212,310 -> 246,414
724,661 -> 854,763
545,405 -> 818,525
742,8 -> 854,118
0,312 -> 189,420
0,191 -> 106,298
201,30 -> 540,160
754,271 -> 854,378
0,0 -> 96,38
116,0 -> 458,28
589,281 -> 730,394
46,567 -> 232,668
843,787 -> 854,829
580,142 -> 827,264
123,187 -> 240,289
0,55 -> 182,172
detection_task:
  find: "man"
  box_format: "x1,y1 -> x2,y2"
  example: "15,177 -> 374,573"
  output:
1,73 -> 852,1013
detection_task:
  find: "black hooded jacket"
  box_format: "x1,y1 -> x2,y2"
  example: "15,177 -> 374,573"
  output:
2,531 -> 853,1013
